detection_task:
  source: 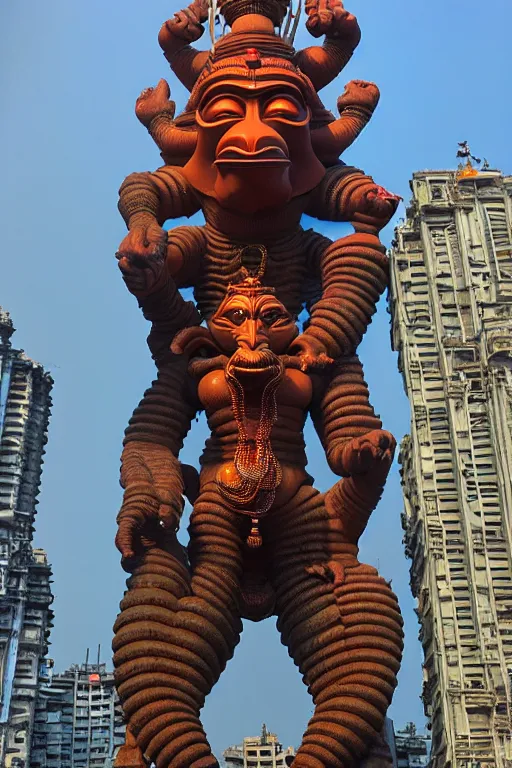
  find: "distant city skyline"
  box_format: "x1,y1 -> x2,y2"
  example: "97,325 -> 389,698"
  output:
1,0 -> 510,758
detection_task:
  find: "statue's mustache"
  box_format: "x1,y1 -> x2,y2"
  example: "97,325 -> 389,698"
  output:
227,346 -> 283,375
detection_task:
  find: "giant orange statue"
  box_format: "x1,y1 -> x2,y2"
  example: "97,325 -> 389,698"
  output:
113,2 -> 403,766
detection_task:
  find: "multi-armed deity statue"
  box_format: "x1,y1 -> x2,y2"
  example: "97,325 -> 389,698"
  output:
112,1 -> 403,766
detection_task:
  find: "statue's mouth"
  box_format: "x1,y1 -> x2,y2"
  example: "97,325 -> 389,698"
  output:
215,146 -> 290,167
227,348 -> 284,408
228,347 -> 281,374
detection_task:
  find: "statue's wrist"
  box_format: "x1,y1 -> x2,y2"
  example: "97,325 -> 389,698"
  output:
129,212 -> 158,229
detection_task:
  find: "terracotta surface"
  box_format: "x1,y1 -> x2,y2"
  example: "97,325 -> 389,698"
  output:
113,2 -> 403,766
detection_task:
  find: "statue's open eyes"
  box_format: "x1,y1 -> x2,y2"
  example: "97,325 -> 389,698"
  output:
260,308 -> 289,326
225,308 -> 249,326
200,97 -> 245,123
263,96 -> 307,122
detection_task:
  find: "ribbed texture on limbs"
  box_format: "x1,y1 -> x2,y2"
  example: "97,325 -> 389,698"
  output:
118,168 -> 199,226
324,472 -> 385,547
139,224 -> 206,365
294,41 -> 352,100
113,486 -> 244,768
124,359 -> 198,454
310,166 -> 399,235
117,443 -> 186,558
167,224 -> 206,288
268,485 -> 403,768
313,357 -> 382,473
139,273 -> 201,366
305,234 -> 388,359
119,173 -> 161,224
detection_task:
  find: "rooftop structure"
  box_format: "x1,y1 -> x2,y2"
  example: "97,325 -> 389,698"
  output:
390,166 -> 512,768
0,309 -> 54,767
394,723 -> 430,768
223,724 -> 295,767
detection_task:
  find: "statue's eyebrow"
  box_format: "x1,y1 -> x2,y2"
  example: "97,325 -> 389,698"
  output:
255,297 -> 287,313
222,295 -> 253,312
200,82 -> 304,105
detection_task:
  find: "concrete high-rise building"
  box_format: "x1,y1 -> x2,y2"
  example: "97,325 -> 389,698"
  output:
30,660 -> 125,768
390,166 -> 512,768
223,724 -> 295,767
0,309 -> 54,767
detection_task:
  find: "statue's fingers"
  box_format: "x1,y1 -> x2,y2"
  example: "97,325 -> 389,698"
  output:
195,0 -> 209,22
158,503 -> 179,531
121,228 -> 147,255
359,444 -> 375,470
115,517 -> 139,560
172,10 -> 188,26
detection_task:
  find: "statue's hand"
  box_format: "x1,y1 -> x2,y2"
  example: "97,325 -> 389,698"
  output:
116,485 -> 184,571
338,80 -> 380,113
288,334 -> 333,371
116,443 -> 185,570
116,222 -> 168,297
335,429 -> 396,478
135,79 -> 175,128
345,180 -> 401,229
305,0 -> 361,47
159,0 -> 208,49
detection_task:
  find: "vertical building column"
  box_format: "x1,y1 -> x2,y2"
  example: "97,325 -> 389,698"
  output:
390,170 -> 512,768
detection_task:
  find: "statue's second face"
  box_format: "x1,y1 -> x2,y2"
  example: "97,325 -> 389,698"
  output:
209,288 -> 298,355
183,81 -> 325,214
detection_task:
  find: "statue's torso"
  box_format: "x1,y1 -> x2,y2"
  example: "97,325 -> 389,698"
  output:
197,365 -> 313,506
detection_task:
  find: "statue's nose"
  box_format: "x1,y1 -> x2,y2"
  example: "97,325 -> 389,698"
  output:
238,320 -> 268,350
218,103 -> 289,156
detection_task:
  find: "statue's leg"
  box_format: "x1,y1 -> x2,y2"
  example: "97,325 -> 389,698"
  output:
267,484 -> 403,768
113,484 -> 244,768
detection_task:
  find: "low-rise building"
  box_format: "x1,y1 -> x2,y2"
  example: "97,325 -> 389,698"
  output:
223,724 -> 295,767
395,723 -> 430,768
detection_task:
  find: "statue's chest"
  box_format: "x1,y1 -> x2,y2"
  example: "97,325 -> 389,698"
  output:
198,368 -> 313,416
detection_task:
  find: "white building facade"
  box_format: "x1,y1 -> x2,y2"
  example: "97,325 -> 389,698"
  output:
390,168 -> 512,768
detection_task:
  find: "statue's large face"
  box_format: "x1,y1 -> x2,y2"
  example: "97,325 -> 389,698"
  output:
183,80 -> 325,214
209,288 -> 298,355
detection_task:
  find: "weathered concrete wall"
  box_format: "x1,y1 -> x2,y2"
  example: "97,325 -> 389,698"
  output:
390,170 -> 512,768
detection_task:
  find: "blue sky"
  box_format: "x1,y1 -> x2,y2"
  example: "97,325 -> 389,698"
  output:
1,0 -> 510,758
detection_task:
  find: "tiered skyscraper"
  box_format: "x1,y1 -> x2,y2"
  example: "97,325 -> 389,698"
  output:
390,165 -> 512,768
0,309 -> 54,767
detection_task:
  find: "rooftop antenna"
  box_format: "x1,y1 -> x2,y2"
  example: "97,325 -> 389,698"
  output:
85,647 -> 89,668
97,644 -> 101,668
